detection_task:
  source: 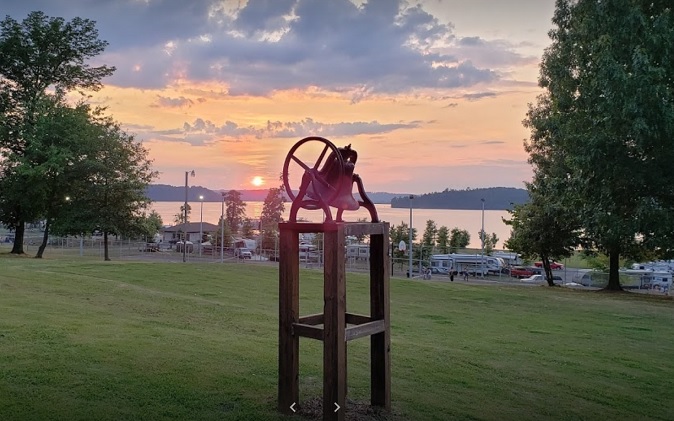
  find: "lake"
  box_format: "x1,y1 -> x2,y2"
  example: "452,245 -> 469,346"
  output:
150,201 -> 512,250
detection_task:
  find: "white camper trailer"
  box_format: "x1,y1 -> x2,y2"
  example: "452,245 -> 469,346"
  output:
430,254 -> 505,276
346,244 -> 370,260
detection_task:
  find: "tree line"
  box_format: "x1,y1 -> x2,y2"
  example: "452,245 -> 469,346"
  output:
390,187 -> 529,210
0,12 -> 158,260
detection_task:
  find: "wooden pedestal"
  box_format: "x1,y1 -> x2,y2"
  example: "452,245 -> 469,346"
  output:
278,222 -> 391,421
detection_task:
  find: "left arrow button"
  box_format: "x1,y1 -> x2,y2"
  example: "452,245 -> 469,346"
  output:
290,402 -> 297,413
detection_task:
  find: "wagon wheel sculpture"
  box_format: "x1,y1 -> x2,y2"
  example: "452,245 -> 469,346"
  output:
283,136 -> 347,222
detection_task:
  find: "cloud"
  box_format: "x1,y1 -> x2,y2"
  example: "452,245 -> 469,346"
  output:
2,0 -> 526,99
448,139 -> 506,148
153,96 -> 194,108
130,116 -> 422,145
461,92 -> 497,101
440,35 -> 539,70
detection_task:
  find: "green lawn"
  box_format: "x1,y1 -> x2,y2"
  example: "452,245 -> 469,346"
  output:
1,253 -> 673,421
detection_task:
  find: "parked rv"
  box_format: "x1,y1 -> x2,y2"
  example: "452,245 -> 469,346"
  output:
430,254 -> 505,276
299,243 -> 320,262
346,244 -> 370,260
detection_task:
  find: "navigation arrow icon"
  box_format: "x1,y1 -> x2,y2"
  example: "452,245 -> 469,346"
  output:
334,402 -> 341,412
290,402 -> 297,413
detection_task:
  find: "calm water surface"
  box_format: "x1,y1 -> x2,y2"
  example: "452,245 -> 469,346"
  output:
151,201 -> 511,250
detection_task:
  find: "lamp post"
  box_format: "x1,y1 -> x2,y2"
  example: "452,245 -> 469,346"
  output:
183,170 -> 195,263
199,195 -> 204,257
220,191 -> 226,263
481,198 -> 485,278
409,194 -> 414,279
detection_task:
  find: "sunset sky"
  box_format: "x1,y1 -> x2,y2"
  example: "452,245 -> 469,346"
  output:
6,0 -> 556,194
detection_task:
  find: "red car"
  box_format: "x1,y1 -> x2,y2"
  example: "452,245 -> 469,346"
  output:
534,261 -> 564,270
510,266 -> 536,278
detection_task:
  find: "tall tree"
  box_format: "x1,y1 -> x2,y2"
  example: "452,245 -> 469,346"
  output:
16,98 -> 99,258
478,230 -> 499,256
504,179 -> 580,286
224,190 -> 246,236
214,215 -> 232,250
52,114 -> 157,260
390,221 -> 416,271
524,0 -> 674,290
173,204 -> 192,225
449,228 -> 470,252
0,11 -> 115,254
436,226 -> 450,254
259,186 -> 285,252
241,218 -> 255,239
140,210 -> 163,242
421,220 -> 437,259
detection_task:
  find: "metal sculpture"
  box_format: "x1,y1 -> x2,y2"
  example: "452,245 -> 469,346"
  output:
282,136 -> 378,222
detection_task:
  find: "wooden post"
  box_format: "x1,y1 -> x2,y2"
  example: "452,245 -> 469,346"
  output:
323,225 -> 346,421
277,221 -> 390,419
369,227 -> 391,409
278,227 -> 300,414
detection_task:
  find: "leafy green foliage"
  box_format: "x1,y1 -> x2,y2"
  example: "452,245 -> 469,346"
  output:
449,228 -> 470,252
504,181 -> 580,285
259,186 -> 285,251
436,226 -> 450,253
213,215 -> 232,249
478,230 -> 499,255
0,11 -> 114,254
139,210 -> 163,240
173,203 -> 191,225
523,0 -> 674,289
224,190 -> 246,235
389,221 -> 415,271
240,218 -> 255,238
50,113 -> 157,260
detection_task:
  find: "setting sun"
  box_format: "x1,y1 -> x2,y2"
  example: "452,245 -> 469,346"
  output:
251,176 -> 264,187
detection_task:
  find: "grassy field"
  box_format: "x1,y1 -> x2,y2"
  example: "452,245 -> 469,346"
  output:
1,253 -> 673,421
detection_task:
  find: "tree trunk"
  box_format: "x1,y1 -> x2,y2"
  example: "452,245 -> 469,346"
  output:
541,254 -> 555,286
35,220 -> 51,258
10,220 -> 25,254
605,246 -> 623,291
103,231 -> 110,261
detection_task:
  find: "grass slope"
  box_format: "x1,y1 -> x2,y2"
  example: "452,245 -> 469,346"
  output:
1,255 -> 673,420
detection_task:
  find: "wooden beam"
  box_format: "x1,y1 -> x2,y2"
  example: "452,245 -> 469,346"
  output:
345,313 -> 372,325
299,313 -> 324,325
292,323 -> 324,341
278,228 -> 300,414
344,222 -> 387,237
370,226 -> 391,410
345,320 -> 386,342
323,225 -> 346,421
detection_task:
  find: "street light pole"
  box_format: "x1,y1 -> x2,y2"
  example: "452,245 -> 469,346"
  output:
183,170 -> 195,263
199,195 -> 204,257
220,191 -> 226,263
481,198 -> 485,278
409,194 -> 414,279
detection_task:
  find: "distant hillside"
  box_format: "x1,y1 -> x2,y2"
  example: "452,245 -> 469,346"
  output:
146,185 -> 529,210
390,187 -> 529,210
147,184 -> 270,202
146,184 -> 399,204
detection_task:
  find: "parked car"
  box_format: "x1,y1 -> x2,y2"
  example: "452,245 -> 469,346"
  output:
235,247 -> 252,259
521,274 -> 563,283
509,266 -> 536,278
534,260 -> 565,270
139,242 -> 160,252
